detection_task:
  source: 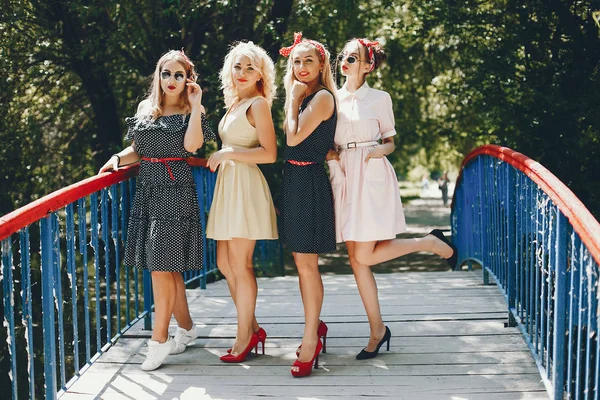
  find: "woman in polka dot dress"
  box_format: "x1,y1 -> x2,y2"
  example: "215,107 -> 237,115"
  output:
279,33 -> 337,377
98,50 -> 215,371
327,39 -> 458,360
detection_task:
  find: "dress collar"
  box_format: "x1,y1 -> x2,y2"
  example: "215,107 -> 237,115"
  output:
341,81 -> 370,100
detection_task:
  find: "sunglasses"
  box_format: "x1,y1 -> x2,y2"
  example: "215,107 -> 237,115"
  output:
160,71 -> 186,82
337,54 -> 363,64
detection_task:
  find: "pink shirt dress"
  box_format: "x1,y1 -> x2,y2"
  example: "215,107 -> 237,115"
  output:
328,82 -> 406,243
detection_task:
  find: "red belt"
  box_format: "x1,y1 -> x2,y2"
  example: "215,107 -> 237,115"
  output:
287,160 -> 316,166
141,157 -> 186,180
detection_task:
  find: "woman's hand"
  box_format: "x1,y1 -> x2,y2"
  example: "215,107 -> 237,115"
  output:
207,148 -> 233,172
291,81 -> 307,101
326,148 -> 340,161
364,146 -> 387,162
187,78 -> 203,109
98,155 -> 119,174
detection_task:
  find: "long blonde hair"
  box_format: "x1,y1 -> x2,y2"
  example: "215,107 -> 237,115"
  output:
219,41 -> 276,108
145,50 -> 197,119
283,39 -> 337,116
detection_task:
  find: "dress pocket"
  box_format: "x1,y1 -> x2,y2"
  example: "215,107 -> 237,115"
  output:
365,158 -> 386,184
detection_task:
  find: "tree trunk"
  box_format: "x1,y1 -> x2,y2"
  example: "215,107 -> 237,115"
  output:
74,63 -> 123,169
261,0 -> 295,60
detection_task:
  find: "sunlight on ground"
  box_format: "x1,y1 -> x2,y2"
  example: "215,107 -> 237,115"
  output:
180,387 -> 214,399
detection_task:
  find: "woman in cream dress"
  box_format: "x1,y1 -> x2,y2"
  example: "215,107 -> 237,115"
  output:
206,42 -> 278,363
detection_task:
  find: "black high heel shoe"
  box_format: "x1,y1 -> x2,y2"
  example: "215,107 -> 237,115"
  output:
356,326 -> 391,360
429,229 -> 458,270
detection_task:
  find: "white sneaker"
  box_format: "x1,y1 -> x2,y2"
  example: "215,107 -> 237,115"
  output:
170,325 -> 199,354
141,337 -> 174,371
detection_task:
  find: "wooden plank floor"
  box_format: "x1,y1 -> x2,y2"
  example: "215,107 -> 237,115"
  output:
63,271 -> 548,399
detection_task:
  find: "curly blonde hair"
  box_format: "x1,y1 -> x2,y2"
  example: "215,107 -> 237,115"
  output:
144,50 -> 197,120
219,41 -> 276,109
282,39 -> 337,117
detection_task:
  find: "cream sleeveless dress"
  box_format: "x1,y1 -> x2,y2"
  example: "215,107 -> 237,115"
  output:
206,96 -> 278,240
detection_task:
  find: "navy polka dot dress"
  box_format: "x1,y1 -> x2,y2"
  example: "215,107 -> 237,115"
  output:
281,89 -> 337,254
123,113 -> 215,271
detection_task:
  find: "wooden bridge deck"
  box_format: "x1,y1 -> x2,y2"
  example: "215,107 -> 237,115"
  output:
63,271 -> 548,400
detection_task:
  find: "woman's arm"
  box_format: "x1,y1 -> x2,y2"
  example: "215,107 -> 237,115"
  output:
364,137 -> 395,162
365,91 -> 396,161
98,99 -> 148,174
183,79 -> 207,152
183,105 -> 207,152
286,90 -> 334,147
98,145 -> 141,174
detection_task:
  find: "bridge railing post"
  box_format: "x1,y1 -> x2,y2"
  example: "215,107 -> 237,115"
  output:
506,165 -> 517,328
552,211 -> 568,400
41,216 -> 58,399
143,270 -> 153,330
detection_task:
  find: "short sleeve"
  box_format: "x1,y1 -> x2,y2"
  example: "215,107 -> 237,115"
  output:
379,93 -> 397,139
201,113 -> 217,142
124,117 -> 137,142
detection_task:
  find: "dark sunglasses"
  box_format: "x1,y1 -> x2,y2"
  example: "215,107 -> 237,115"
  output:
337,54 -> 362,64
160,71 -> 186,82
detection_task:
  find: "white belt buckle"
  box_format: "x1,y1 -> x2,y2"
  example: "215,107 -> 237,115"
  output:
347,142 -> 357,149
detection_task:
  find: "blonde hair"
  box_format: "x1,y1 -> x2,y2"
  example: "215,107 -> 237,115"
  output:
283,39 -> 337,117
219,41 -> 276,108
145,50 -> 197,120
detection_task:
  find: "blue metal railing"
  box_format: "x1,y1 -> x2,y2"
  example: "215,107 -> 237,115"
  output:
0,163 -> 283,399
452,145 -> 600,400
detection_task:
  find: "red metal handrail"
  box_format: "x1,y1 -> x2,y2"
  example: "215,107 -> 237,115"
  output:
0,157 -> 211,241
458,144 -> 600,265
0,165 -> 140,241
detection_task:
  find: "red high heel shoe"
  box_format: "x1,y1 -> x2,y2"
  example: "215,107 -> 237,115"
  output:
220,332 -> 259,363
291,339 -> 323,377
227,327 -> 267,354
296,320 -> 328,357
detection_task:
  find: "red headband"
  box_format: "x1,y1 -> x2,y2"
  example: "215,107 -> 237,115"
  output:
357,39 -> 379,73
279,32 -> 326,61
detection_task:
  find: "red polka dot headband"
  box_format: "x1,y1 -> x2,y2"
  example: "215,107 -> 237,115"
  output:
279,32 -> 326,60
357,39 -> 379,73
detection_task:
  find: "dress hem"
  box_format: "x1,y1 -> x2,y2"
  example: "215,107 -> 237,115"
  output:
133,265 -> 204,271
207,235 -> 279,241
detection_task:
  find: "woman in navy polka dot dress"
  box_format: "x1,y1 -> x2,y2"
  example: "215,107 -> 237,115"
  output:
279,33 -> 337,377
98,50 -> 215,371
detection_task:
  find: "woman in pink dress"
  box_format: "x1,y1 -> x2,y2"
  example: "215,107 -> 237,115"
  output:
327,38 -> 458,360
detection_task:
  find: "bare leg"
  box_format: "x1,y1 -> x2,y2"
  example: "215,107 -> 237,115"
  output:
217,241 -> 260,333
171,272 -> 193,330
354,234 -> 453,266
348,241 -> 388,352
293,252 -> 323,369
228,238 -> 258,355
150,271 -> 177,342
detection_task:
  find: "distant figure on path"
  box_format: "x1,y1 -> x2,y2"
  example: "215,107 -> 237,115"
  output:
438,172 -> 450,206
